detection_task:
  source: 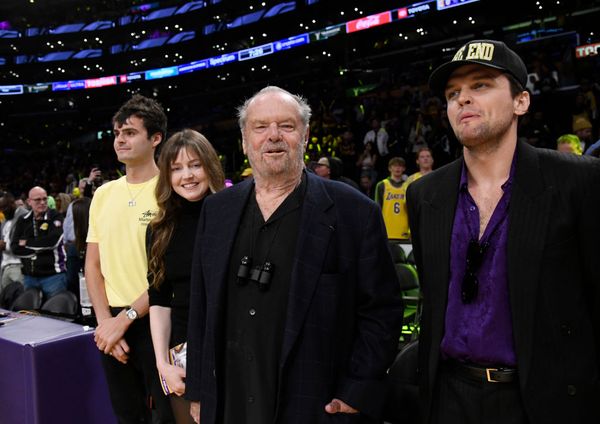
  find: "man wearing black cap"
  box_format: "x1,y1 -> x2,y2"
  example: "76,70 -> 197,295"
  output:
407,39 -> 600,423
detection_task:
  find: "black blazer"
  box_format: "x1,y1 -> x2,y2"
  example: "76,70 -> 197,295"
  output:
186,172 -> 404,424
407,141 -> 600,423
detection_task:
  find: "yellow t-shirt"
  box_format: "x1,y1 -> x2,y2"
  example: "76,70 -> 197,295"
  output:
381,179 -> 409,240
87,175 -> 158,307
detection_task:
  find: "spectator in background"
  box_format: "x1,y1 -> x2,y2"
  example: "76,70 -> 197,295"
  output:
64,196 -> 92,304
356,141 -> 378,184
81,167 -> 104,198
359,173 -> 375,199
363,118 -> 389,156
315,156 -> 360,190
11,186 -> 67,298
0,192 -> 28,291
329,156 -> 360,190
519,110 -> 553,149
338,129 -> 358,181
62,200 -> 78,298
240,167 -> 253,181
46,195 -> 56,210
64,173 -> 77,196
408,109 -> 432,154
363,118 -> 390,178
72,197 -> 92,258
572,117 -> 593,151
55,192 -> 72,217
556,134 -> 583,155
148,129 -> 225,424
85,94 -> 174,423
313,157 -> 331,179
405,147 -> 434,187
374,157 -> 409,240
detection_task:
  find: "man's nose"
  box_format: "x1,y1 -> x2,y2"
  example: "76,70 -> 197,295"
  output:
457,89 -> 472,105
267,123 -> 281,140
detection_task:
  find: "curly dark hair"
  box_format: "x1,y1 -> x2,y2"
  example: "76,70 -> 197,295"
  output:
112,94 -> 167,141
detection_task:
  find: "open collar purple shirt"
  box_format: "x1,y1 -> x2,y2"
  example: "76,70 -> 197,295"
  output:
440,154 -> 517,367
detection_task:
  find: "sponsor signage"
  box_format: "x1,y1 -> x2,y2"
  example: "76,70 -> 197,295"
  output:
207,53 -> 237,67
120,73 -> 144,83
0,84 -> 24,95
178,60 -> 208,74
274,34 -> 309,51
346,11 -> 392,33
310,25 -> 343,41
84,76 -> 117,88
145,66 -> 179,80
52,80 -> 86,91
239,43 -> 274,61
408,1 -> 434,16
25,83 -> 52,93
575,42 -> 600,59
436,0 -> 479,10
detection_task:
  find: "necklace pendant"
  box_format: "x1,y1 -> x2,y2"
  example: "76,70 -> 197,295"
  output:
128,200 -> 136,207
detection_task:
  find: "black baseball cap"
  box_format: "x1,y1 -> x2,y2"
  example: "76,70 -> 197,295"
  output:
429,39 -> 528,94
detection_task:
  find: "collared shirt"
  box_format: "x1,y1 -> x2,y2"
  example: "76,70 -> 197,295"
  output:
441,156 -> 517,367
221,174 -> 305,424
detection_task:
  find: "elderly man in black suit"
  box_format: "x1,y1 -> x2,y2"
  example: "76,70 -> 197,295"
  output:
407,39 -> 600,423
185,86 -> 403,424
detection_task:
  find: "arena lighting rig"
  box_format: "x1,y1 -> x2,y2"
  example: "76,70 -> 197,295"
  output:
0,0 -> 479,96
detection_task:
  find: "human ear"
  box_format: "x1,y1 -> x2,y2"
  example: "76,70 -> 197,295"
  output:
514,91 -> 530,116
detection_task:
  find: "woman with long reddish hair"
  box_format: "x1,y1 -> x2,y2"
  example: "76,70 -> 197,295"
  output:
148,129 -> 224,423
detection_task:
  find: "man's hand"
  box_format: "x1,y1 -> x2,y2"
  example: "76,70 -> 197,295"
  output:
0,240 -> 5,251
190,401 -> 201,423
325,398 -> 359,414
88,168 -> 101,182
108,338 -> 130,364
94,313 -> 130,354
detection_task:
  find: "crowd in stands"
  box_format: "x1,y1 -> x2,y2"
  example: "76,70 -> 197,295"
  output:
1,39 -> 599,307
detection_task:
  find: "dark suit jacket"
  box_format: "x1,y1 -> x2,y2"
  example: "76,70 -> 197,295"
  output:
407,141 -> 600,423
186,172 -> 404,424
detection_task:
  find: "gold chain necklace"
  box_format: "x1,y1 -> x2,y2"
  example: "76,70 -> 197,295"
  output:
125,180 -> 151,207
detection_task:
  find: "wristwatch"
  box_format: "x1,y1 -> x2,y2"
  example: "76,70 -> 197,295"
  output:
125,307 -> 138,321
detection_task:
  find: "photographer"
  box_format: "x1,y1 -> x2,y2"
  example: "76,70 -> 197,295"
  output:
81,167 -> 104,198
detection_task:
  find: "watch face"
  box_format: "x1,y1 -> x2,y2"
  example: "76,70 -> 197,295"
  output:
126,309 -> 137,320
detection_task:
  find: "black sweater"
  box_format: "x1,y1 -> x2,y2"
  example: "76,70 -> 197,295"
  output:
148,197 -> 204,346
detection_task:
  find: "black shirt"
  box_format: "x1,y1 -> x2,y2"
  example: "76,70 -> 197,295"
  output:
221,176 -> 305,424
148,197 -> 203,346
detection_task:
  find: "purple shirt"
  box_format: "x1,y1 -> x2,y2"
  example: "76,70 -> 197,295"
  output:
440,157 -> 517,367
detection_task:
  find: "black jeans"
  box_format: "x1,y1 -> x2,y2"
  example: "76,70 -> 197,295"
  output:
99,311 -> 174,424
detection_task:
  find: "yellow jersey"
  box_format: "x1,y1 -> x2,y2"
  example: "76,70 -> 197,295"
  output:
381,179 -> 409,240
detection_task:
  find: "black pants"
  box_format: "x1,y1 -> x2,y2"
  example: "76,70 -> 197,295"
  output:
100,311 -> 174,424
430,363 -> 528,424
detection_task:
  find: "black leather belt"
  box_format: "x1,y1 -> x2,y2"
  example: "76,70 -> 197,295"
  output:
445,360 -> 518,383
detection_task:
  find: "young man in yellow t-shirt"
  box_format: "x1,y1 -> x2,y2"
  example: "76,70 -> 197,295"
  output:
375,157 -> 409,240
85,95 -> 174,423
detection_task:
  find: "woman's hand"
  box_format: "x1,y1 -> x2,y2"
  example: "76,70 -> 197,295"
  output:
158,362 -> 186,396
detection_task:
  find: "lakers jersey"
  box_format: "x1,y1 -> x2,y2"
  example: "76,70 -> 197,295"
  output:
381,179 -> 409,239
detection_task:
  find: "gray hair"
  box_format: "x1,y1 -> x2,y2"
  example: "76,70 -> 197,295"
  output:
236,86 -> 312,130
